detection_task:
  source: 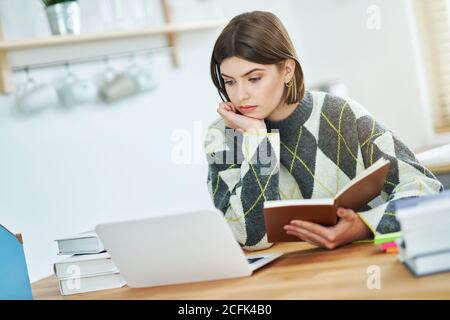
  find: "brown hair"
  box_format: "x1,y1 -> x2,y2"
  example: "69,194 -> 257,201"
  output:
210,11 -> 305,105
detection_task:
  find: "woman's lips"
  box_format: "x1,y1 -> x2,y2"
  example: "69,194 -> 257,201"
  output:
238,105 -> 257,113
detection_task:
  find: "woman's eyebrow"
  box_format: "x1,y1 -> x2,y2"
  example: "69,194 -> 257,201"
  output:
221,68 -> 265,79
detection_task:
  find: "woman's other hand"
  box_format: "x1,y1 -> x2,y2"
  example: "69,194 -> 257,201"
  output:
283,207 -> 374,250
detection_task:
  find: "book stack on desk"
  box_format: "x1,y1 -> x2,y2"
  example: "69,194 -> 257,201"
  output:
54,231 -> 126,295
395,190 -> 450,276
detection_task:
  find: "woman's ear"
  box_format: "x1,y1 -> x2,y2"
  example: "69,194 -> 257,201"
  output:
284,59 -> 296,81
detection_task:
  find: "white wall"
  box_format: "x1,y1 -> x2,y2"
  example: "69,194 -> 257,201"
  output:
290,0 -> 450,150
0,0 -> 448,283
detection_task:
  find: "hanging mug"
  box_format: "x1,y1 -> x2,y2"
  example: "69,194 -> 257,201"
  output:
57,68 -> 97,108
15,70 -> 59,115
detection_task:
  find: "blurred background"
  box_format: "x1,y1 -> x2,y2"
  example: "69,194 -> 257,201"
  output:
1,0 -> 450,282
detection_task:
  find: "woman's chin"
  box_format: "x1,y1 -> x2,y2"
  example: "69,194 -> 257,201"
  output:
245,113 -> 265,120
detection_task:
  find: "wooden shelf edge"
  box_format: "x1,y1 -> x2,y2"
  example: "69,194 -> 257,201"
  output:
435,125 -> 450,134
0,19 -> 228,52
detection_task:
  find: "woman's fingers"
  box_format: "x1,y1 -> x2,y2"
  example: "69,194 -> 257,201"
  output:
217,106 -> 227,118
217,104 -> 240,130
218,107 -> 235,122
284,224 -> 338,250
284,225 -> 331,247
217,103 -> 237,124
217,101 -> 265,132
290,220 -> 336,243
219,102 -> 236,113
217,104 -> 233,118
217,102 -> 227,113
286,230 -> 322,246
337,208 -> 356,221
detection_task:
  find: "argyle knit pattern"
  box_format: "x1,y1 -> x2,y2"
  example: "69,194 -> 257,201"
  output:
204,90 -> 444,250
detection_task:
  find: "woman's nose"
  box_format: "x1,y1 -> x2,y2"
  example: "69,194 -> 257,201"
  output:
236,84 -> 250,103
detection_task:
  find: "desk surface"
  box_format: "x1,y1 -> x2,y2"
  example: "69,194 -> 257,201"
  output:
32,242 -> 450,299
429,163 -> 450,174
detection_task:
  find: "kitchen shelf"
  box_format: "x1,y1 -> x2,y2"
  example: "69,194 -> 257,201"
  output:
0,19 -> 227,51
0,18 -> 228,93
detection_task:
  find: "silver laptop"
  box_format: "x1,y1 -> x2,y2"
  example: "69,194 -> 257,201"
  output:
95,209 -> 283,288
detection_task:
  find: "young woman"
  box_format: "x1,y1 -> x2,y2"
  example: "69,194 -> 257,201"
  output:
204,11 -> 443,251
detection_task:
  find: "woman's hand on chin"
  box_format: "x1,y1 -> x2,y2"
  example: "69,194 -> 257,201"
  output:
217,102 -> 266,133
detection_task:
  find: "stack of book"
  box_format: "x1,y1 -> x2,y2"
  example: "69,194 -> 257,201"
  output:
395,190 -> 450,276
54,231 -> 126,295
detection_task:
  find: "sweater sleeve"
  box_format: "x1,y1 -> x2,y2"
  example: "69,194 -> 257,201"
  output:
204,121 -> 280,250
350,102 -> 444,237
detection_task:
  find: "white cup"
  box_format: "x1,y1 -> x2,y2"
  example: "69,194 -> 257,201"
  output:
15,80 -> 59,115
57,73 -> 97,107
125,64 -> 157,92
134,71 -> 157,92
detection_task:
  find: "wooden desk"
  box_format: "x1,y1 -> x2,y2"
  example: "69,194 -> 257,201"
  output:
32,242 -> 450,300
429,164 -> 450,174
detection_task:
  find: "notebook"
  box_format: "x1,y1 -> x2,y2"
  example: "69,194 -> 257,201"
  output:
264,158 -> 391,242
0,225 -> 33,300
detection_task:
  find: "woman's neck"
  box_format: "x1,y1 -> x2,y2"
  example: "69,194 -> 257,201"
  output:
266,101 -> 299,122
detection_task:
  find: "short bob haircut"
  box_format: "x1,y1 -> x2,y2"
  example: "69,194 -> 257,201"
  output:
210,11 -> 305,105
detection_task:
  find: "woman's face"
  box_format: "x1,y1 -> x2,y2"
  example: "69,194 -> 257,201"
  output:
220,56 -> 290,119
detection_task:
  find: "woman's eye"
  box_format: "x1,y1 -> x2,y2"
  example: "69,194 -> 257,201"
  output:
224,77 -> 260,85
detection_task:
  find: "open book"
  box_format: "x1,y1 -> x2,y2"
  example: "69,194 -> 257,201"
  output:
263,158 -> 391,242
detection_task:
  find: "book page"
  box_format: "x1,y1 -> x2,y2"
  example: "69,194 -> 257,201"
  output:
264,198 -> 334,208
335,158 -> 389,200
55,230 -> 97,241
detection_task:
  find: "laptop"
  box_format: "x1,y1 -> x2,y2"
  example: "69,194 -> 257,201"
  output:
95,209 -> 283,288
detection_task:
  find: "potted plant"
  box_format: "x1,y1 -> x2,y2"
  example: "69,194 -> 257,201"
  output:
42,0 -> 80,35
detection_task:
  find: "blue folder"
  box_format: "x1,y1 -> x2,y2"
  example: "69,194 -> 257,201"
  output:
0,225 -> 33,300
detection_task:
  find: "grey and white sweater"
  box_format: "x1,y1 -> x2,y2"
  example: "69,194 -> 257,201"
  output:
204,90 -> 443,250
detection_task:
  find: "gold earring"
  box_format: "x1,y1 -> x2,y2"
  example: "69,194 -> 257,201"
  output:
285,78 -> 294,88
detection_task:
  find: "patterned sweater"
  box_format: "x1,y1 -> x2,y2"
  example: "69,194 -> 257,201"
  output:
204,90 -> 443,250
